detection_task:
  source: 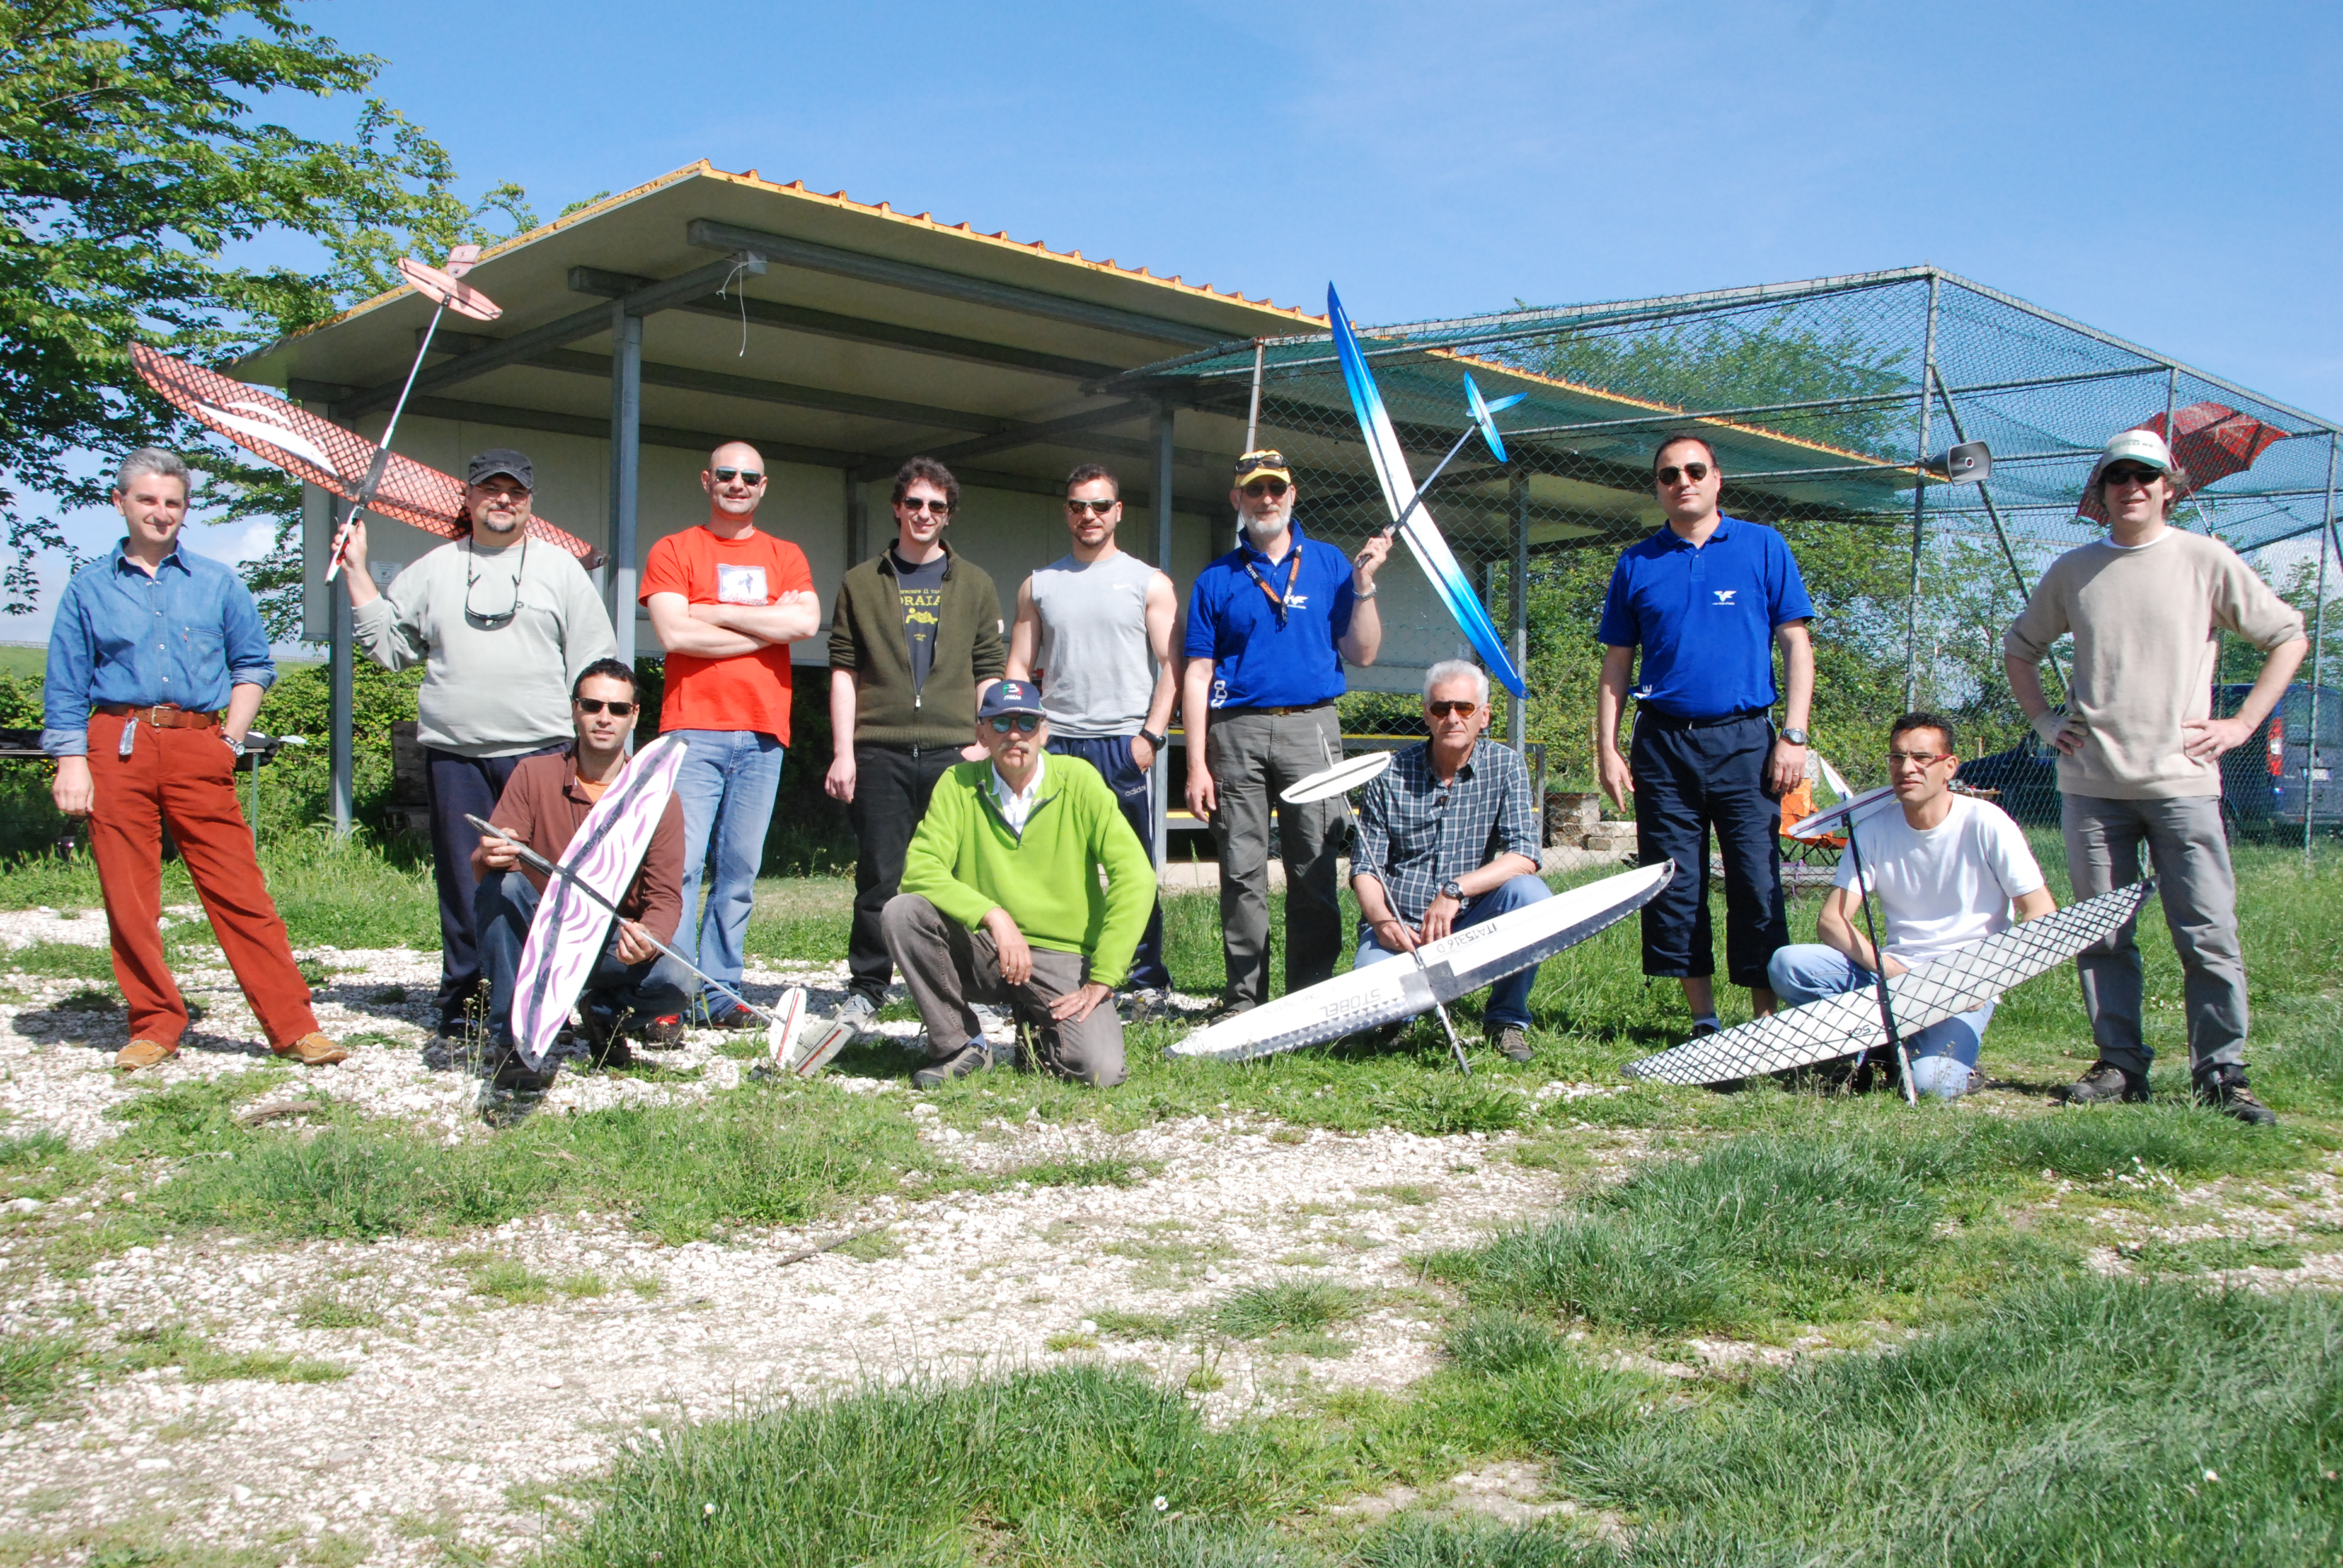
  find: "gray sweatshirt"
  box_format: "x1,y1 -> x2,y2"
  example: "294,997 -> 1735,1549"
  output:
352,535 -> 615,758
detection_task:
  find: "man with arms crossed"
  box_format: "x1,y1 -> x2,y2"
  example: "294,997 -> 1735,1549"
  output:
1005,462 -> 1179,1009
470,660 -> 687,1119
2005,430 -> 2305,1125
885,681 -> 1154,1088
641,442 -> 820,1036
45,449 -> 346,1071
341,448 -> 615,1062
1351,662 -> 1548,1063
1183,451 -> 1390,1018
1768,713 -> 2056,1099
1598,433 -> 1815,1041
826,458 -> 1005,1034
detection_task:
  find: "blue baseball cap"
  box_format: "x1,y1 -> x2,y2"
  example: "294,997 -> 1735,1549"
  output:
979,679 -> 1046,719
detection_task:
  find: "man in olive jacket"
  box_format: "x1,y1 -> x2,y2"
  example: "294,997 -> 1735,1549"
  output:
825,457 -> 1006,1026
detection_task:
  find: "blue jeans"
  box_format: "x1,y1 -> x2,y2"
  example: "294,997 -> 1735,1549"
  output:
1766,943 -> 1994,1100
474,871 -> 691,1050
1354,872 -> 1552,1030
669,729 -> 786,1018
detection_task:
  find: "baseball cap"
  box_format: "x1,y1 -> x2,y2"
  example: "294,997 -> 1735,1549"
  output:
1232,450 -> 1292,488
978,679 -> 1046,720
2088,429 -> 2174,485
467,448 -> 535,489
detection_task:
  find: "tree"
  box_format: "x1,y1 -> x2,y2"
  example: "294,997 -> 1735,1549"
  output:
0,1 -> 532,631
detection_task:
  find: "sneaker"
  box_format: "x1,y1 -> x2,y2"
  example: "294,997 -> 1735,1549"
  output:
114,1038 -> 177,1072
1200,998 -> 1256,1028
1123,987 -> 1173,1021
634,1014 -> 686,1050
1487,1025 -> 1534,1064
1687,1017 -> 1722,1042
2195,1064 -> 2276,1126
2063,1060 -> 2149,1105
274,1033 -> 349,1067
911,1042 -> 993,1090
834,991 -> 882,1035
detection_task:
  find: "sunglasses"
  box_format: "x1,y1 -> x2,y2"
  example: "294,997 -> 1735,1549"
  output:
1655,462 -> 1711,486
1886,750 -> 1951,767
574,698 -> 636,717
986,713 -> 1042,733
2102,464 -> 2164,487
1242,479 -> 1291,498
1427,700 -> 1480,719
1066,497 -> 1118,515
711,468 -> 764,485
900,495 -> 953,515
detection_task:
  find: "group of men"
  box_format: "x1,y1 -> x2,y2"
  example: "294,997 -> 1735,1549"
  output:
41,417 -> 2305,1124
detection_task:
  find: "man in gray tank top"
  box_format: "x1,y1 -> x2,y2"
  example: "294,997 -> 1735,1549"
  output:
1006,463 -> 1179,1005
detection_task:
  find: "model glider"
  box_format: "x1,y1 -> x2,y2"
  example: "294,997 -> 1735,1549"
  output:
131,348 -> 606,570
1282,750 -> 1392,805
1169,862 -> 1673,1064
1620,879 -> 2155,1086
1327,286 -> 1527,698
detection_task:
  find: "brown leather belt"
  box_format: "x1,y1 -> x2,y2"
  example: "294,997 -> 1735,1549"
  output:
96,703 -> 220,730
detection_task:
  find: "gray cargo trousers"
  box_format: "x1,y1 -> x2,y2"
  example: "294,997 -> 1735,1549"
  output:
2062,793 -> 2249,1077
1203,705 -> 1347,1011
880,893 -> 1126,1086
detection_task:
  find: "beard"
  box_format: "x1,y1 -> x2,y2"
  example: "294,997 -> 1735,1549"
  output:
1241,510 -> 1288,546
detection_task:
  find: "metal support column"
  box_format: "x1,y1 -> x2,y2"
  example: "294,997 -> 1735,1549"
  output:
1244,341 -> 1265,453
329,503 -> 353,838
1901,272 -> 1941,710
1509,466 -> 1530,752
845,475 -> 868,564
607,303 -> 643,667
2306,433 -> 2337,866
1150,403 -> 1176,872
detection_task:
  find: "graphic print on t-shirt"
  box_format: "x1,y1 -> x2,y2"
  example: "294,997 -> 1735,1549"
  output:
715,563 -> 768,605
891,549 -> 949,693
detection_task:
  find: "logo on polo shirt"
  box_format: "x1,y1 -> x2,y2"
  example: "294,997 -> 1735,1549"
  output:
1286,592 -> 1308,609
1713,589 -> 1737,606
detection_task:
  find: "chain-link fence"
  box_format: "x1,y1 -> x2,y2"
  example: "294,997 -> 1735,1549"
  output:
1115,267 -> 2342,828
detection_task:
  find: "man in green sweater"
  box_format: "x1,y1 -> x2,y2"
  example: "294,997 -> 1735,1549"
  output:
886,679 -> 1155,1088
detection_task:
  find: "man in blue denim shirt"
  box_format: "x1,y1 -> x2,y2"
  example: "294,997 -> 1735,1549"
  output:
44,449 -> 345,1072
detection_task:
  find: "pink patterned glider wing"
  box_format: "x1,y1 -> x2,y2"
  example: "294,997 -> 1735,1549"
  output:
511,734 -> 689,1071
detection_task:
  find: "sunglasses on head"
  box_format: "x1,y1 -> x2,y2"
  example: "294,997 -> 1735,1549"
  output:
2102,463 -> 2164,487
712,468 -> 764,485
1242,478 -> 1290,498
1427,700 -> 1480,719
986,713 -> 1042,733
1066,497 -> 1117,515
1656,462 -> 1711,486
900,496 -> 953,515
574,698 -> 635,717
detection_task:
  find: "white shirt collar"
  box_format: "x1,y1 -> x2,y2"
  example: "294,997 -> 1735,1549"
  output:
991,753 -> 1046,830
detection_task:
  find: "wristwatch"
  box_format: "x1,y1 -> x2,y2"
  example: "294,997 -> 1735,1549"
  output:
1780,727 -> 1808,746
1438,878 -> 1465,903
1138,728 -> 1167,752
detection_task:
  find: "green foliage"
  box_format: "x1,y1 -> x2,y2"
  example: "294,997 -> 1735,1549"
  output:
113,1324 -> 344,1384
1213,1281 -> 1364,1340
0,1328 -> 82,1410
247,658 -> 424,835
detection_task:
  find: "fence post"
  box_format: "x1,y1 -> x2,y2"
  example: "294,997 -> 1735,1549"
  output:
1901,272 -> 1941,711
2306,432 -> 2337,867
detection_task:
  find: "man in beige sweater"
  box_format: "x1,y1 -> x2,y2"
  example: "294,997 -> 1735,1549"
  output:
2004,429 -> 2306,1125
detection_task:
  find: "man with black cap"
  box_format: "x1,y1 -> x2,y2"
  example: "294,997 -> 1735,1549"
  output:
341,448 -> 617,1060
2005,428 -> 2306,1124
1181,451 -> 1389,1019
885,679 -> 1155,1089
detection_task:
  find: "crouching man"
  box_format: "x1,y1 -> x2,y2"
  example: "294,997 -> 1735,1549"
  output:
883,679 -> 1155,1089
1351,661 -> 1550,1063
472,659 -> 689,1116
1767,713 -> 2056,1099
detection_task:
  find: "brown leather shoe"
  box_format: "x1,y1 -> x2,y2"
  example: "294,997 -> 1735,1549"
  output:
114,1039 -> 178,1071
274,1033 -> 349,1067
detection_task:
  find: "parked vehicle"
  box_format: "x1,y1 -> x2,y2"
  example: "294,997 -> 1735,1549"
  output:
1957,736 -> 2061,825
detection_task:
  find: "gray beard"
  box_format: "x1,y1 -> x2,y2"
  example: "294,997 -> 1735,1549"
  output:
1242,514 -> 1287,547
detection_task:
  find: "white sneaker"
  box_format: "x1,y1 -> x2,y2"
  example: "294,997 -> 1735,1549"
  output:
834,991 -> 880,1033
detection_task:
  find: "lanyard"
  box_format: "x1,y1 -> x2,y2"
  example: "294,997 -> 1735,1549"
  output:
1242,540 -> 1302,629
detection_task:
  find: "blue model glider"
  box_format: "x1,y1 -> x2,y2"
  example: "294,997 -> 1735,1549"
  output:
1327,286 -> 1528,697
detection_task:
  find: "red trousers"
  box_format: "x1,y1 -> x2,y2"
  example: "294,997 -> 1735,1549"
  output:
85,713 -> 318,1051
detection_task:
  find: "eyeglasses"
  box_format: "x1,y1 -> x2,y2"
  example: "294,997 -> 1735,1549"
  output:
1066,498 -> 1118,515
462,534 -> 527,627
712,468 -> 764,485
900,496 -> 953,515
575,697 -> 637,717
1242,479 -> 1290,498
1656,463 -> 1712,486
986,714 -> 1042,733
1886,750 -> 1953,768
1427,700 -> 1481,718
2102,464 -> 2164,487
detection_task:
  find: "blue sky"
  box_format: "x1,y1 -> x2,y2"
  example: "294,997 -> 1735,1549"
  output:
25,0 -> 2343,636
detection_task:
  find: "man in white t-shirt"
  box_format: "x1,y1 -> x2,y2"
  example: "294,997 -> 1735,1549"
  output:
1767,713 -> 2056,1099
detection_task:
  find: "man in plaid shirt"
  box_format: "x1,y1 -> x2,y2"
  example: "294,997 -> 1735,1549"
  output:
1351,661 -> 1548,1062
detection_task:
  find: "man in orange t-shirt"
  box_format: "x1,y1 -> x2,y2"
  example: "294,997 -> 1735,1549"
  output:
640,442 -> 821,1034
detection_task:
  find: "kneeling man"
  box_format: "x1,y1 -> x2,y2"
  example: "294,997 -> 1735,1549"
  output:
1351,661 -> 1549,1063
1768,713 -> 2055,1099
473,659 -> 689,1108
885,680 -> 1155,1088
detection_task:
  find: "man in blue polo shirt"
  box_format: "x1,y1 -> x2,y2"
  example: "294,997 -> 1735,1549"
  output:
1596,433 -> 1815,1040
1182,451 -> 1391,1016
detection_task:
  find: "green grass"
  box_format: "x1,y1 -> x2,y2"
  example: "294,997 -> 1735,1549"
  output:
0,1330 -> 82,1410
113,1325 -> 345,1385
1213,1281 -> 1365,1340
